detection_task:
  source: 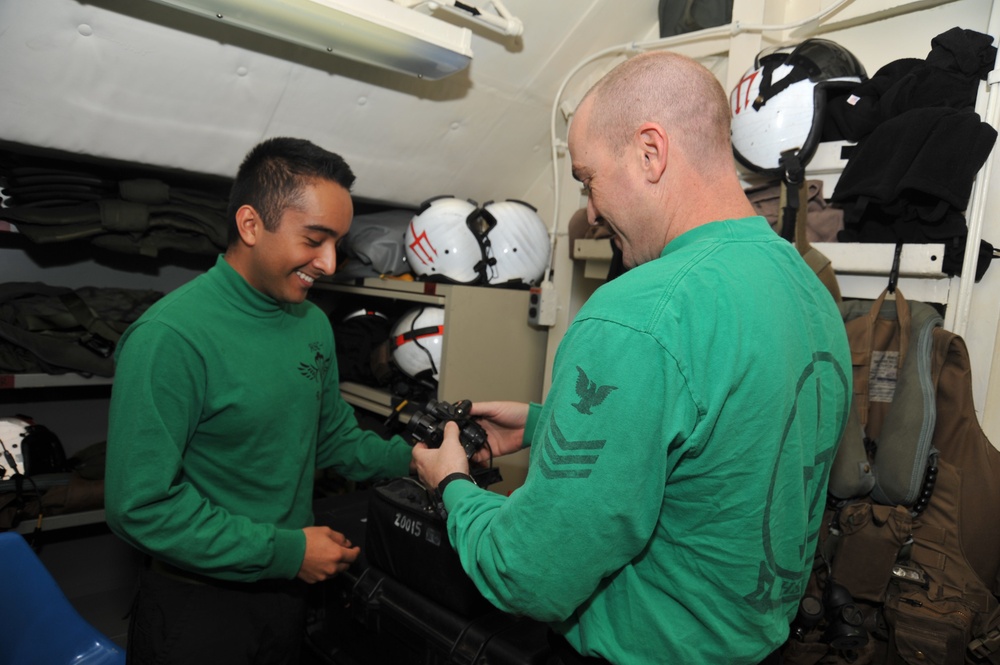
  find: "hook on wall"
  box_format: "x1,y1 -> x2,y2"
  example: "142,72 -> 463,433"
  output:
888,241 -> 903,294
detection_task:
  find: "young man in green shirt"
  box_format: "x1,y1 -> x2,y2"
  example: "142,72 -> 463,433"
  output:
106,137 -> 415,664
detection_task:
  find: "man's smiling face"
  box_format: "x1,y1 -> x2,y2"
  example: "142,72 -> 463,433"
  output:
242,178 -> 353,304
569,95 -> 655,269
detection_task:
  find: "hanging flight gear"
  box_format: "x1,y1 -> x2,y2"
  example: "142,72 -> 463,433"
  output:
730,40 -> 863,304
782,288 -> 1000,665
829,28 -> 998,282
730,39 -> 867,176
746,179 -> 844,244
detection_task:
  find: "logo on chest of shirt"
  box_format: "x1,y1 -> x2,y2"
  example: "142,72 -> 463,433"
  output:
298,342 -> 330,383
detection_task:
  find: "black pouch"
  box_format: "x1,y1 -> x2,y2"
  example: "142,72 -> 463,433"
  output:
830,501 -> 912,603
885,587 -> 977,665
364,477 -> 493,617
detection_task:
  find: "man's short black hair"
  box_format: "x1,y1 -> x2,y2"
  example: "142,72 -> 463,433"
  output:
226,137 -> 356,245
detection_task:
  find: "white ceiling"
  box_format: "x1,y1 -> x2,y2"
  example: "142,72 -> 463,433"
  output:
0,0 -> 660,208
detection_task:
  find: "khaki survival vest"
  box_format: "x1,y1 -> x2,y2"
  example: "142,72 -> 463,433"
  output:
782,288 -> 1000,665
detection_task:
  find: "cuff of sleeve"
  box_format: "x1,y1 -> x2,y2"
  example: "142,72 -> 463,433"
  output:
271,528 -> 306,580
523,402 -> 543,448
389,435 -> 415,476
441,472 -> 480,508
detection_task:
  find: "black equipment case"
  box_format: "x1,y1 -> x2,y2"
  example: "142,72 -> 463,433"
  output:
365,477 -> 494,617
309,487 -> 552,665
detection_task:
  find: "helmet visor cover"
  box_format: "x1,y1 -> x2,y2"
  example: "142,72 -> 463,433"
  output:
731,39 -> 866,175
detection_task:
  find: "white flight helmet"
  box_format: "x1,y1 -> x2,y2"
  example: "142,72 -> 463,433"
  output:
391,306 -> 445,383
730,39 -> 866,176
404,196 -> 488,285
0,417 -> 28,479
480,200 -> 551,287
0,416 -> 66,479
341,308 -> 389,324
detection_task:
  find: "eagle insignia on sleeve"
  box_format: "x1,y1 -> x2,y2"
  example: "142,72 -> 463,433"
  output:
571,366 -> 617,415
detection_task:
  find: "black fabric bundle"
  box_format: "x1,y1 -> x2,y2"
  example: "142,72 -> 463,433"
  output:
831,28 -> 998,280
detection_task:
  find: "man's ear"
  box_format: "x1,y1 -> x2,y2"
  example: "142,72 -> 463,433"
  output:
636,122 -> 668,184
234,205 -> 261,246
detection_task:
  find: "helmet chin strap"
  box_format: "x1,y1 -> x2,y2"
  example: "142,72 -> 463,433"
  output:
778,149 -> 806,243
754,60 -> 810,111
778,149 -> 843,304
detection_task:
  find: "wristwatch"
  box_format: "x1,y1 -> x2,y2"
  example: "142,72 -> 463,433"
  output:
437,472 -> 474,496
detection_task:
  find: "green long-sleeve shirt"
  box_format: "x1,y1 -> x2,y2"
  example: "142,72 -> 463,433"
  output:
106,256 -> 412,582
443,217 -> 851,664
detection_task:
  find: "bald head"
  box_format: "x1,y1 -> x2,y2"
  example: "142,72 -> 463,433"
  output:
582,51 -> 734,176
568,51 -> 754,263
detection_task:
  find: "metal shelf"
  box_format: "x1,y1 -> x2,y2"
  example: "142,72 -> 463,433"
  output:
572,238 -> 613,280
813,242 -> 946,277
320,276 -> 447,305
0,373 -> 113,390
14,508 -> 107,535
340,381 -> 395,418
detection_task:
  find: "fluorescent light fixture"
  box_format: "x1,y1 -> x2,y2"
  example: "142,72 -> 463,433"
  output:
393,0 -> 523,37
145,0 -> 474,79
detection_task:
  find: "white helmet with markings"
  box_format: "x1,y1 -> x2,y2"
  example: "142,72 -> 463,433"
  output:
404,197 -> 488,285
730,39 -> 866,175
480,199 -> 551,287
391,306 -> 445,383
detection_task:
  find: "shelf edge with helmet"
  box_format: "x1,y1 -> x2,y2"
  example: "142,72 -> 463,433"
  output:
314,275 -> 549,495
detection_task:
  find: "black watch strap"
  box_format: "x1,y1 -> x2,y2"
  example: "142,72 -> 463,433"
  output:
437,472 -> 474,496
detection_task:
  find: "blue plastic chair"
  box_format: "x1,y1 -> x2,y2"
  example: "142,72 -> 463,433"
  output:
0,531 -> 126,665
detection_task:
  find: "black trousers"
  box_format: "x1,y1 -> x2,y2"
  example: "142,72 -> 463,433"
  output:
547,631 -> 784,665
127,563 -> 308,665
546,632 -> 612,664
